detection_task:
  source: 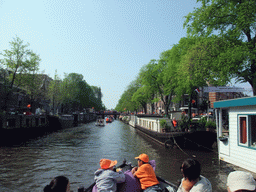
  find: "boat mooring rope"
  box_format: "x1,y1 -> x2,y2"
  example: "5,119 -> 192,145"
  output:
169,133 -> 217,158
183,137 -> 218,153
170,133 -> 195,158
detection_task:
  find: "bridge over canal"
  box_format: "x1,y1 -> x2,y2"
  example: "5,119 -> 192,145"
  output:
96,111 -> 120,119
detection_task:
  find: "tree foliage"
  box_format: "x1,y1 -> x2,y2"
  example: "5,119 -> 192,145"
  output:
47,72 -> 105,113
48,70 -> 62,113
115,79 -> 141,112
116,0 -> 256,113
0,36 -> 41,111
1,36 -> 40,89
0,36 -> 105,113
184,0 -> 256,94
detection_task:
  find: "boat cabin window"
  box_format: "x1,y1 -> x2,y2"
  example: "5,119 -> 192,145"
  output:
217,108 -> 229,137
222,109 -> 229,136
238,115 -> 256,148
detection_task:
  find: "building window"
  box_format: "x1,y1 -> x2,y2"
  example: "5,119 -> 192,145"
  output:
250,115 -> 256,148
238,115 -> 256,148
239,116 -> 247,144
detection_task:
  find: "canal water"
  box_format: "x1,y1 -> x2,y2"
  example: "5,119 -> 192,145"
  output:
0,120 -> 229,192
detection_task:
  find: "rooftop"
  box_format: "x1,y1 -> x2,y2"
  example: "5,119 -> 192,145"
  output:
214,96 -> 256,108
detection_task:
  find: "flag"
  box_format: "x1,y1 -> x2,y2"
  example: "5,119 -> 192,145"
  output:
195,88 -> 200,94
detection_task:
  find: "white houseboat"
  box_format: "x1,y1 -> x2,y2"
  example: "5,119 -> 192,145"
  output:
214,96 -> 256,173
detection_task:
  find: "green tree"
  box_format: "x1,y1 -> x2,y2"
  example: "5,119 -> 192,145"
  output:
60,73 -> 104,113
0,36 -> 41,111
132,86 -> 151,114
184,0 -> 256,94
135,65 -> 158,114
15,64 -> 47,112
0,65 -> 11,111
76,79 -> 94,110
138,60 -> 162,114
158,50 -> 178,115
61,73 -> 84,112
139,56 -> 176,115
48,70 -> 62,114
115,80 -> 141,113
91,86 -> 104,111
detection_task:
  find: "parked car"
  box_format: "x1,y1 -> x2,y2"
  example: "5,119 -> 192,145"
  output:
192,115 -> 213,121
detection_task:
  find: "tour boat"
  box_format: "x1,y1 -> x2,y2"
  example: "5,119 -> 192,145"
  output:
95,119 -> 105,126
79,159 -> 177,192
106,117 -> 112,123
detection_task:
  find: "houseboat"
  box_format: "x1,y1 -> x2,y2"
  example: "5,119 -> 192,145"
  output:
127,114 -> 216,150
214,96 -> 256,173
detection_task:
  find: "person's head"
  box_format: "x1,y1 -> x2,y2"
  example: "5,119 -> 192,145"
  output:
227,171 -> 256,192
180,158 -> 201,181
135,153 -> 149,166
44,176 -> 70,192
100,159 -> 117,170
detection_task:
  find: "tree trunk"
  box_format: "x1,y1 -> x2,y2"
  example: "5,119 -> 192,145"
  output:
3,91 -> 11,112
143,103 -> 147,114
164,105 -> 169,116
188,94 -> 192,120
252,68 -> 256,96
151,103 -> 155,114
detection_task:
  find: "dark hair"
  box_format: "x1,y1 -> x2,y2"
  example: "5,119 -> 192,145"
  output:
44,176 -> 69,192
181,158 -> 201,181
138,159 -> 146,164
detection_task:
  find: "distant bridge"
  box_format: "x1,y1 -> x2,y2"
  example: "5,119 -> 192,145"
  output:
96,111 -> 120,118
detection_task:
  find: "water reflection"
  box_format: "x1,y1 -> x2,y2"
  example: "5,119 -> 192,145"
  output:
0,120 -> 228,191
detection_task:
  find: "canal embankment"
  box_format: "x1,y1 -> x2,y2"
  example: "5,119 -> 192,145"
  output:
0,112 -> 97,146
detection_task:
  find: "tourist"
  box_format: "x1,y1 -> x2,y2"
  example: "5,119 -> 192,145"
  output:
172,117 -> 178,128
131,153 -> 162,192
227,171 -> 256,192
177,158 -> 212,192
35,107 -> 42,115
44,176 -> 70,192
94,158 -> 125,192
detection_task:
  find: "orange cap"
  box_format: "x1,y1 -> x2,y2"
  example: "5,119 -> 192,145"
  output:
100,159 -> 117,169
135,153 -> 149,163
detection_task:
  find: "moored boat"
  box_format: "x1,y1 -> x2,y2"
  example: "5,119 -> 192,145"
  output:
79,159 -> 177,192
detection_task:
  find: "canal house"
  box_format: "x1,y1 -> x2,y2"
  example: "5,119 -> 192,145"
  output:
214,96 -> 256,173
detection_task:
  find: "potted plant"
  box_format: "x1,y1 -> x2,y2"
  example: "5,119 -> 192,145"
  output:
219,135 -> 228,142
197,116 -> 207,131
180,115 -> 190,132
160,119 -> 167,133
205,120 -> 216,132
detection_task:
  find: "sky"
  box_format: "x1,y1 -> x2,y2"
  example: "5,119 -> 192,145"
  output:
0,0 -> 253,109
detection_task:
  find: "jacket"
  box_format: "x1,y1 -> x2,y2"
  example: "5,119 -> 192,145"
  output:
94,169 -> 125,192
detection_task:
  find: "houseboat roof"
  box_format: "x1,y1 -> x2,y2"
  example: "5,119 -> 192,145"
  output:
214,96 -> 256,108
